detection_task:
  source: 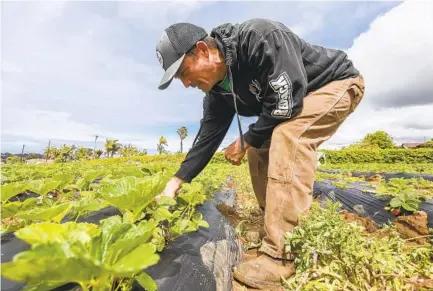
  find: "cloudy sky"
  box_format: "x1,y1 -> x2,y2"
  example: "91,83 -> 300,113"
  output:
2,0 -> 432,154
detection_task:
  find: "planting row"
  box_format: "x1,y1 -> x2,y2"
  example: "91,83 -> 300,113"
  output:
1,160 -> 231,291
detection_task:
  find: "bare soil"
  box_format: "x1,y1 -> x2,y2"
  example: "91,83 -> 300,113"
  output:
395,211 -> 430,244
216,203 -> 264,246
219,177 -> 272,290
218,201 -> 282,290
414,278 -> 433,289
340,209 -> 378,233
365,173 -> 383,183
340,209 -> 430,245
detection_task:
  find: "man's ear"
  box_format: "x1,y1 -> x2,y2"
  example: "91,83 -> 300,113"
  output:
195,41 -> 210,58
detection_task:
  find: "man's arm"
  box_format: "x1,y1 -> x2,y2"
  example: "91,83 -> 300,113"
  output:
175,93 -> 235,182
158,93 -> 235,199
158,93 -> 234,198
241,28 -> 308,148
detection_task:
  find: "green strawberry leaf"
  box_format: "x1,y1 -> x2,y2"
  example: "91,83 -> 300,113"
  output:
111,243 -> 160,276
136,272 -> 158,291
1,182 -> 28,202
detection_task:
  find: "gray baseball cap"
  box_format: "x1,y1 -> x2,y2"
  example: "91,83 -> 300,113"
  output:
156,23 -> 208,90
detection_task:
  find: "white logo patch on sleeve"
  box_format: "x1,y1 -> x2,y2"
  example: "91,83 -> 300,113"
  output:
248,79 -> 262,102
269,72 -> 293,117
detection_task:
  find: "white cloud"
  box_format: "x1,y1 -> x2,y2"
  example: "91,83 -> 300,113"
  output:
325,0 -> 433,148
346,0 -> 433,109
2,108 -> 102,142
1,107 -> 198,154
2,1 -> 431,155
282,2 -> 338,37
328,104 -> 433,148
1,1 -> 208,153
118,1 -> 214,31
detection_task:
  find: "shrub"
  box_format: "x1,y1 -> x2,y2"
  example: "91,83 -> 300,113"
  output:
322,149 -> 433,164
6,156 -> 22,164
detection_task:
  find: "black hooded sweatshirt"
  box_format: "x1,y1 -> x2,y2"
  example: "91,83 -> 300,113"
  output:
174,18 -> 360,182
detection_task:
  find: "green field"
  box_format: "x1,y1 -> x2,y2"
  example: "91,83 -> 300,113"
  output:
1,153 -> 432,290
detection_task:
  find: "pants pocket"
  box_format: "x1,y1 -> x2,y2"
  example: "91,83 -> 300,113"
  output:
349,76 -> 365,114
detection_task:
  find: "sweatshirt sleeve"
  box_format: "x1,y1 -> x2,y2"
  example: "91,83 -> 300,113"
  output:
242,29 -> 308,148
174,93 -> 234,182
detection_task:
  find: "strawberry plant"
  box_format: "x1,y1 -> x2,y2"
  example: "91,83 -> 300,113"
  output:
1,217 -> 160,291
385,192 -> 422,214
155,183 -> 209,242
1,157 -> 221,291
97,174 -> 168,223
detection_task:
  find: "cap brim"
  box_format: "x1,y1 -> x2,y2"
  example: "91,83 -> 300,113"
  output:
158,54 -> 186,90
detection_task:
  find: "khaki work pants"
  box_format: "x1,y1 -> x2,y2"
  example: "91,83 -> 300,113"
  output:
247,75 -> 365,259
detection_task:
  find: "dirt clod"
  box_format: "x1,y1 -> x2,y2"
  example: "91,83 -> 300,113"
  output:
365,174 -> 383,183
217,203 -> 242,226
244,231 -> 261,244
340,210 -> 378,233
415,278 -> 433,289
395,211 -> 429,244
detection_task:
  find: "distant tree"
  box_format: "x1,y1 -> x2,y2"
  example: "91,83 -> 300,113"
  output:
74,146 -> 93,161
104,139 -> 122,158
94,149 -> 104,159
44,146 -> 61,160
362,130 -> 395,149
346,130 -> 395,150
157,136 -> 168,155
55,144 -> 76,163
119,144 -> 140,157
27,153 -> 39,159
177,126 -> 188,153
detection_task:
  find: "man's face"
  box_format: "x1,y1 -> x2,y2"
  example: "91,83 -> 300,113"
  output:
175,43 -> 221,93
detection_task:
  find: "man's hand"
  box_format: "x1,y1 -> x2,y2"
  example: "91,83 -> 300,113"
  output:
156,176 -> 184,200
224,138 -> 250,165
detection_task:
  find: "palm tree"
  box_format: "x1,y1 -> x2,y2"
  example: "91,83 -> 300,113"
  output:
44,145 -> 65,160
43,145 -> 58,160
57,144 -> 76,162
157,136 -> 168,155
74,146 -> 92,161
94,149 -> 104,159
104,139 -> 121,158
119,144 -> 140,157
177,126 -> 188,153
